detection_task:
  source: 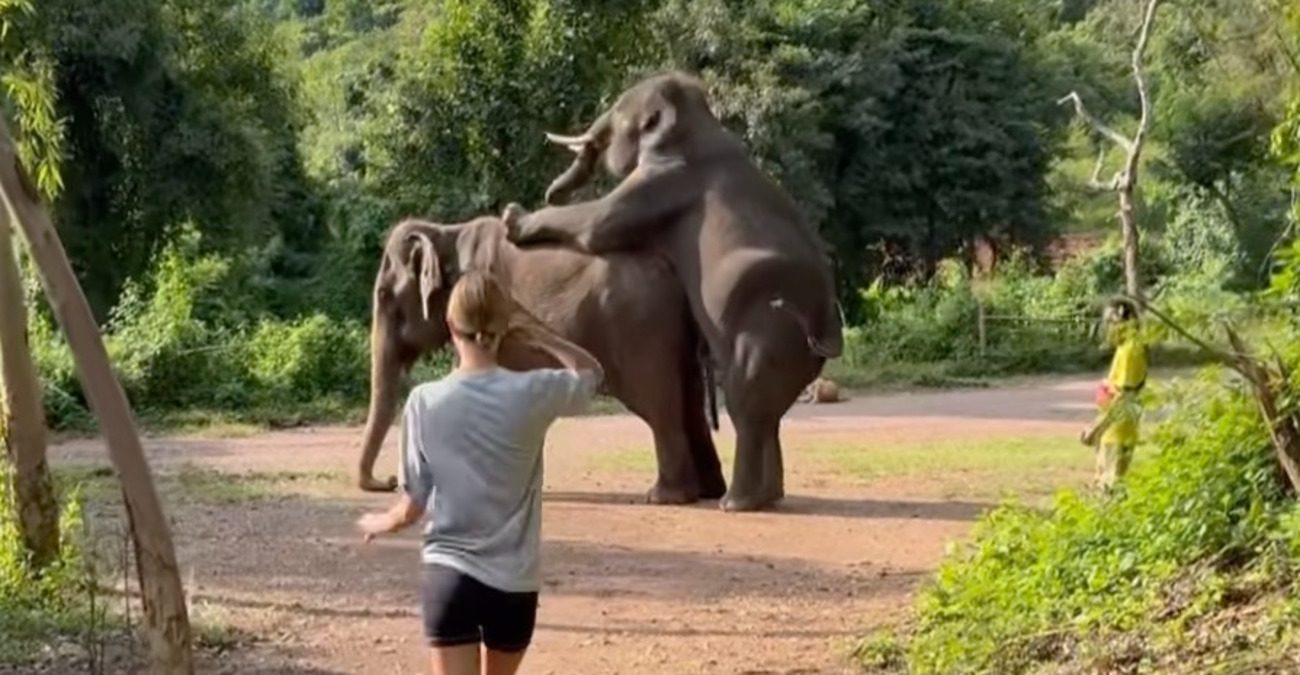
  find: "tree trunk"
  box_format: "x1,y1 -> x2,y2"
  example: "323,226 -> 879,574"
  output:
1119,186 -> 1142,299
0,196 -> 58,569
1056,0 -> 1161,302
1225,328 -> 1300,494
0,119 -> 194,674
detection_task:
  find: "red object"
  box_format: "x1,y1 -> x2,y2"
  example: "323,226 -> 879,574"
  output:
1095,381 -> 1115,407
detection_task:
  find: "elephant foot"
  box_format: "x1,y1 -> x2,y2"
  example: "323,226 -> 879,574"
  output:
719,487 -> 783,513
699,478 -> 727,501
646,482 -> 699,505
359,474 -> 398,493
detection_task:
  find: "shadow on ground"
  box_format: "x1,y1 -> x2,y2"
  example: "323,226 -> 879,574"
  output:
149,493 -> 928,624
543,490 -> 993,522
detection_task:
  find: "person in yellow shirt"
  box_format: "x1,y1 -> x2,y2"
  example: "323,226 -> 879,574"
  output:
1079,297 -> 1147,492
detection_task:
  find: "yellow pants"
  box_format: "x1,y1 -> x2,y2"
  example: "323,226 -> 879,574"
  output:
1084,391 -> 1140,492
1095,443 -> 1133,491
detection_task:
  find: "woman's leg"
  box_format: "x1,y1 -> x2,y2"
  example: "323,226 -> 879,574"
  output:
430,645 -> 480,675
422,564 -> 484,675
482,646 -> 529,675
480,588 -> 539,675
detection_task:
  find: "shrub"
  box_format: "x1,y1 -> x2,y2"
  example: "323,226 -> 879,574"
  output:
0,461 -> 91,662
24,226 -> 383,429
244,314 -> 370,405
865,363 -> 1295,674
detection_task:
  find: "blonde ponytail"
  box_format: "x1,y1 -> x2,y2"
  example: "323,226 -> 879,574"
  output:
446,270 -> 512,352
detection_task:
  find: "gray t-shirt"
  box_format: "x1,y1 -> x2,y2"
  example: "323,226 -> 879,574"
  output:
398,366 -> 597,593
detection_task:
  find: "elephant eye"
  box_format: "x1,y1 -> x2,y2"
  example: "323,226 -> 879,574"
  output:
642,109 -> 661,132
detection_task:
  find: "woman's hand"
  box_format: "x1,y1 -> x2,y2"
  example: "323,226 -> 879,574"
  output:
356,512 -> 394,543
357,494 -> 425,543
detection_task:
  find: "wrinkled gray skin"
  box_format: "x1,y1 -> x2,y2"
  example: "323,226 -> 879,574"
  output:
503,71 -> 844,512
355,216 -> 726,506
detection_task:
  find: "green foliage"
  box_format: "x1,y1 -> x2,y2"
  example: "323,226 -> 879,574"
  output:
0,0 -> 1293,425
0,0 -> 63,199
865,365 -> 1295,674
651,0 -> 1064,318
244,313 -> 368,405
2,0 -> 318,319
0,463 -> 90,663
843,231 -> 1226,380
27,229 -> 411,431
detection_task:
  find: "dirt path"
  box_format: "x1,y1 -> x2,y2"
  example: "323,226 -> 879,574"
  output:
49,377 -> 1098,674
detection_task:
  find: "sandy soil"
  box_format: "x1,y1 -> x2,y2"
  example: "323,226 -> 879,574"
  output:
45,376 -> 1098,675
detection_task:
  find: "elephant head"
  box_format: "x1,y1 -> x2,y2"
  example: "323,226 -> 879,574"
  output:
355,216 -> 517,492
543,71 -> 718,205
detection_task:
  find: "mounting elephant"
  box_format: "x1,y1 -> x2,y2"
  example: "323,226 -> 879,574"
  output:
502,70 -> 843,512
355,215 -> 726,506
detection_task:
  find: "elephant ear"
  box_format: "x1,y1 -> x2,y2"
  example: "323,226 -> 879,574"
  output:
404,231 -> 440,321
454,217 -> 514,292
638,91 -> 679,155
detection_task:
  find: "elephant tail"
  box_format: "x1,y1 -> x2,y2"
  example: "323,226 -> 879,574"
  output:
769,297 -> 843,359
699,338 -> 720,431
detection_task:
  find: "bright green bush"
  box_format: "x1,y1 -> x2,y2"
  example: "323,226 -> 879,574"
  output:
0,463 -> 91,662
25,226 -> 384,430
866,363 -> 1295,674
844,215 -> 1239,384
244,314 -> 370,405
851,252 -> 1103,379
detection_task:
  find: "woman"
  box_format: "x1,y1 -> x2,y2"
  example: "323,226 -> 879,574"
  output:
1079,297 -> 1148,492
357,269 -> 604,675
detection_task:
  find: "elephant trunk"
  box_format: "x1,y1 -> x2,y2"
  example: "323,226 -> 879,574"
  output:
543,109 -> 612,205
356,307 -> 405,492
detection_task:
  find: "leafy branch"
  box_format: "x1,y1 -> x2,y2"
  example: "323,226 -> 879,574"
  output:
1129,293 -> 1300,494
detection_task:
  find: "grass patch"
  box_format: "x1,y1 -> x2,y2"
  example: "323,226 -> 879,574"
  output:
50,462 -> 344,508
588,434 -> 1131,500
816,435 -> 1094,479
173,464 -> 341,504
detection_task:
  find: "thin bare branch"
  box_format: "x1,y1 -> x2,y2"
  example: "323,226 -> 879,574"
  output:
1124,294 -> 1246,371
1120,0 -> 1162,191
1057,91 -> 1136,153
1085,146 -> 1119,191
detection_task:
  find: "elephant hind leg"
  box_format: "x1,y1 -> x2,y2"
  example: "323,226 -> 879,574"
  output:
717,311 -> 823,513
612,354 -> 702,505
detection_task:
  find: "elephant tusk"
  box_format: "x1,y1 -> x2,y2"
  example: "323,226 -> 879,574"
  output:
544,131 -> 591,151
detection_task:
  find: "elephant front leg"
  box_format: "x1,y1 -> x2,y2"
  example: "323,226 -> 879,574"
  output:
647,426 -> 701,505
721,416 -> 783,512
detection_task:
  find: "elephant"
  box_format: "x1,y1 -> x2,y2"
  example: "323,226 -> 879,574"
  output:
501,70 -> 844,512
355,215 -> 727,506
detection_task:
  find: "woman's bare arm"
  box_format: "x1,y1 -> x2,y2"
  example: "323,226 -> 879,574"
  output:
506,306 -> 605,382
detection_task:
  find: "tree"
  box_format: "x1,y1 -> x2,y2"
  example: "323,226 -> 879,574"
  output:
650,0 -> 1062,318
0,115 -> 195,675
1058,0 -> 1163,300
0,156 -> 56,570
3,0 -> 315,319
0,0 -> 58,572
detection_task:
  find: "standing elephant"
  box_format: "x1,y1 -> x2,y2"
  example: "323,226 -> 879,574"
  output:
355,215 -> 726,506
502,70 -> 843,512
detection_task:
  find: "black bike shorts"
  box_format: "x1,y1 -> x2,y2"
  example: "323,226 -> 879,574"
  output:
420,563 -> 539,652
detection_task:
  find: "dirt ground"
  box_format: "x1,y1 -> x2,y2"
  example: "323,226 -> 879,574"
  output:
46,376 -> 1099,675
